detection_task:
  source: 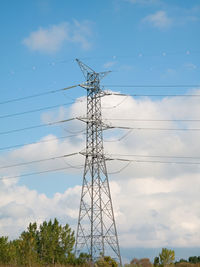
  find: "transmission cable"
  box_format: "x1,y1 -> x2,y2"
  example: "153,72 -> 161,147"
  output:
0,84 -> 82,105
0,152 -> 79,170
0,102 -> 75,119
0,165 -> 83,181
104,118 -> 200,122
61,158 -> 83,169
0,118 -> 76,136
108,125 -> 200,131
0,133 -> 85,152
103,84 -> 200,88
102,96 -> 129,109
104,130 -> 133,142
107,161 -> 131,174
107,153 -> 200,160
108,157 -> 200,165
104,92 -> 200,97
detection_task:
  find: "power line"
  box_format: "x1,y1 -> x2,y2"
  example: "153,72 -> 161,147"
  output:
104,84 -> 200,88
0,165 -> 83,181
61,157 -> 84,169
107,153 -> 200,160
0,102 -> 74,119
107,161 -> 131,174
109,125 -> 200,131
108,157 -> 200,165
0,152 -> 79,170
104,130 -> 133,142
102,96 -> 129,109
0,133 -> 85,151
104,118 -> 200,122
0,118 -> 76,136
0,84 -> 79,105
105,92 -> 200,97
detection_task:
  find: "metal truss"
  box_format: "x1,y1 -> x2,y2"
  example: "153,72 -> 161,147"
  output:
75,59 -> 122,265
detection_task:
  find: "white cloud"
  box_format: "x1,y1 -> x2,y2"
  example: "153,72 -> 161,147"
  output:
111,174 -> 200,248
1,90 -> 200,248
184,63 -> 197,70
103,61 -> 117,69
0,179 -> 81,239
143,11 -> 172,29
23,20 -> 93,53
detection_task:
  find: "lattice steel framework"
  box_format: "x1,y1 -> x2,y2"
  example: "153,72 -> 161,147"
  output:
75,59 -> 122,265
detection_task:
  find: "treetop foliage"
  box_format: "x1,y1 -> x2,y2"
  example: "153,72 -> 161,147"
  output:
0,218 -> 75,266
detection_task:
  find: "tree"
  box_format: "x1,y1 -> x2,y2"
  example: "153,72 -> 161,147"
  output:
179,259 -> 187,263
18,222 -> 38,267
139,258 -> 152,267
154,256 -> 160,266
130,258 -> 152,267
131,258 -> 140,266
0,219 -> 75,266
95,255 -> 118,267
8,239 -> 21,266
188,256 -> 200,263
0,236 -> 10,264
159,248 -> 175,266
38,218 -> 75,265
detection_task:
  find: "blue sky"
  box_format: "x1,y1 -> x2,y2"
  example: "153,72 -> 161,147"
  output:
0,0 -> 200,263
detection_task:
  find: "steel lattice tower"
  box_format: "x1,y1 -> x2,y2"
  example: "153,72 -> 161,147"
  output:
75,59 -> 122,265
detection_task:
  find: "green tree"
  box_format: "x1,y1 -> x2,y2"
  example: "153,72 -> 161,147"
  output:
188,256 -> 200,263
8,239 -> 21,266
0,236 -> 10,264
159,248 -> 175,266
18,222 -> 38,267
38,218 -> 75,265
95,255 -> 118,267
154,256 -> 160,266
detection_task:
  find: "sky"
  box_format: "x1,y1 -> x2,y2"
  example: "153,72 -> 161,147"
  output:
0,0 -> 200,263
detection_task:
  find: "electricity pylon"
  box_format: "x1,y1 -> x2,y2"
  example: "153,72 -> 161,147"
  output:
75,59 -> 122,265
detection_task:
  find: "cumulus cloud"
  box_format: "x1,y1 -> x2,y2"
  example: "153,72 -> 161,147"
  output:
143,11 -> 172,29
1,90 -> 200,248
0,178 -> 81,239
22,20 -> 93,53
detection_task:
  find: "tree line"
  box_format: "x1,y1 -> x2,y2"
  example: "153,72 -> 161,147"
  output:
0,218 -> 77,266
0,220 -> 199,267
125,248 -> 200,267
0,218 -> 118,267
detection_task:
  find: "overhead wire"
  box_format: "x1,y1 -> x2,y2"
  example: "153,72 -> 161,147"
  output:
103,118 -> 200,122
108,157 -> 200,165
1,83 -> 199,108
103,84 -> 200,88
61,158 -> 84,169
0,102 -> 75,119
104,130 -> 133,142
107,153 -> 200,160
104,92 -> 200,97
102,96 -> 129,109
0,133 -> 85,152
0,165 -> 82,181
0,84 -> 79,106
108,125 -> 200,131
107,161 -> 131,174
61,126 -> 86,134
0,152 -> 79,170
0,118 -> 76,136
